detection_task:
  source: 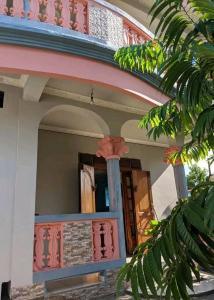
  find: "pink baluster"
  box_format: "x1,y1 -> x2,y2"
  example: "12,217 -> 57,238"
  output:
48,225 -> 61,268
11,0 -> 24,17
103,222 -> 113,259
110,220 -> 120,259
29,0 -> 41,20
123,24 -> 130,46
138,35 -> 146,45
92,222 -> 103,261
34,225 -> 45,271
60,0 -> 72,28
73,0 -> 87,33
131,30 -> 139,45
44,0 -> 57,24
0,0 -> 7,15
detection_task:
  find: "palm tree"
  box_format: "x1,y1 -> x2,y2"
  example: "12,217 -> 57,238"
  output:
115,1 -> 214,299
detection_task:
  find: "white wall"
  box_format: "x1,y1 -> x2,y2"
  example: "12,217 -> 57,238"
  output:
0,86 -> 51,287
0,87 -> 19,283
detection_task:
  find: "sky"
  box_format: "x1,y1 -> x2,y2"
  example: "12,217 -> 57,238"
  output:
185,159 -> 214,175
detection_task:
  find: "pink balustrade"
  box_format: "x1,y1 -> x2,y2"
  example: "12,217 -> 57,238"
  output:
0,0 -> 24,17
33,223 -> 63,272
92,219 -> 119,261
0,1 -> 150,46
123,21 -> 150,46
34,218 -> 120,272
28,0 -> 88,33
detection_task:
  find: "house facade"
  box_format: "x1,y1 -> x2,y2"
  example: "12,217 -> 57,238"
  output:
0,1 -> 181,299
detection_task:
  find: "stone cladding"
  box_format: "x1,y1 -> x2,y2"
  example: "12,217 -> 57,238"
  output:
63,221 -> 93,267
88,2 -> 124,48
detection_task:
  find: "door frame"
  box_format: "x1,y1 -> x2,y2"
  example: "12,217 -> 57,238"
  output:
78,153 -> 154,254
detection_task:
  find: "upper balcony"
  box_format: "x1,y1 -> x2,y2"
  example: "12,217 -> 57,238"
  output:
0,0 -> 151,49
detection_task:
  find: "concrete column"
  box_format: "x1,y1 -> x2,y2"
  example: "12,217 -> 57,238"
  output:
173,164 -> 188,199
164,145 -> 188,199
10,100 -> 43,287
96,136 -> 129,259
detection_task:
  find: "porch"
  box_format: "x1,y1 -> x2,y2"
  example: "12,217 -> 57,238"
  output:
32,102 -> 177,284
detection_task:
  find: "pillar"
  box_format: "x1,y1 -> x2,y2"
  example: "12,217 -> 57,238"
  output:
96,136 -> 129,259
164,146 -> 188,199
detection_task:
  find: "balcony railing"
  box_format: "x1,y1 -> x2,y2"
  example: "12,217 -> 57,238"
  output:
0,0 -> 150,48
33,216 -> 120,272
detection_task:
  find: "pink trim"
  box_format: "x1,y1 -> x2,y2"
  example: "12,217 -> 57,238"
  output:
163,146 -> 182,166
59,0 -> 72,28
0,45 -> 168,106
44,0 -> 57,24
73,0 -> 88,33
96,136 -> 129,160
0,0 -> 7,15
10,0 -> 24,17
33,223 -> 63,272
92,219 -> 120,261
29,0 -> 41,20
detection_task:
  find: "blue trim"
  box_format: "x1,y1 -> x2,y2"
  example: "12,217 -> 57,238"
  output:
107,159 -> 126,260
35,212 -> 120,223
0,16 -> 163,92
33,259 -> 126,283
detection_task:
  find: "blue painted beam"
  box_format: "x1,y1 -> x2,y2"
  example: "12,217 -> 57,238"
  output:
35,212 -> 120,223
33,259 -> 126,283
107,159 -> 126,260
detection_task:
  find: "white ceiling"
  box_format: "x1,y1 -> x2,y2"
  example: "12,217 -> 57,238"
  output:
46,78 -> 153,112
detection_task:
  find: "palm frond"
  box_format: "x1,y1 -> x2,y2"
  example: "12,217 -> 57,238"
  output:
116,183 -> 214,300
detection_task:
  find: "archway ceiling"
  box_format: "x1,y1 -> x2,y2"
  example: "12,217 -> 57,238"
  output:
41,109 -> 104,136
46,78 -> 153,113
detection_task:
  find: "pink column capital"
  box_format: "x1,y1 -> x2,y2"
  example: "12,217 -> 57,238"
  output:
163,146 -> 182,166
96,136 -> 129,160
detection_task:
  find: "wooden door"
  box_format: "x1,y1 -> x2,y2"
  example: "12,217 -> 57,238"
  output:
80,164 -> 96,213
121,171 -> 137,255
132,170 -> 154,244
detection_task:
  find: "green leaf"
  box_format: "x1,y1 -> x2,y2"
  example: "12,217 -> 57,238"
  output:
131,265 -> 141,300
137,259 -> 149,298
143,255 -> 157,295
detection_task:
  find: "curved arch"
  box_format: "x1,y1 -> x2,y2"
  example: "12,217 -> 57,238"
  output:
0,44 -> 168,106
40,104 -> 110,136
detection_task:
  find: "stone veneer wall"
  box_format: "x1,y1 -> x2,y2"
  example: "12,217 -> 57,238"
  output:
46,269 -> 120,300
63,221 -> 93,267
88,2 -> 124,48
11,269 -> 120,300
11,284 -> 45,300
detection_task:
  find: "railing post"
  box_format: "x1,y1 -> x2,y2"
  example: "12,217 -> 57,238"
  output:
60,0 -> 71,28
93,222 -> 103,261
0,0 -> 7,15
10,0 -> 24,17
44,0 -> 57,25
29,0 -> 40,21
96,136 -> 129,259
34,223 -> 63,271
34,225 -> 45,272
73,0 -> 88,33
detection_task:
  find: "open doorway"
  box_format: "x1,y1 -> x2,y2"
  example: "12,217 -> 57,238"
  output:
79,153 -> 154,255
